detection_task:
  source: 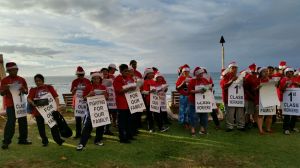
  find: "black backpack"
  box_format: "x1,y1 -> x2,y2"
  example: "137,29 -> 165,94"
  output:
52,111 -> 73,138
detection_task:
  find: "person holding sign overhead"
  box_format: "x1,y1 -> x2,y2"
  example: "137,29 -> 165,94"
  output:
76,71 -> 108,151
220,62 -> 245,132
188,67 -> 211,136
71,66 -> 92,139
27,74 -> 65,146
1,62 -> 31,150
279,67 -> 299,135
113,64 -> 136,143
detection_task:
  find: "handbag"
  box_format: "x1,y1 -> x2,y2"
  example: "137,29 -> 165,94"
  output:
34,98 -> 49,106
52,111 -> 73,138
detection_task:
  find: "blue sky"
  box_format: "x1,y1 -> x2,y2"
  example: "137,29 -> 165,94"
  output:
0,0 -> 299,76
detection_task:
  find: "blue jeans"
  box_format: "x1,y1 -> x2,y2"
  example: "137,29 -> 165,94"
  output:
189,103 -> 208,129
178,95 -> 189,124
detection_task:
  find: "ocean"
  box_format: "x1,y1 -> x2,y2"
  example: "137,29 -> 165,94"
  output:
23,72 -> 222,104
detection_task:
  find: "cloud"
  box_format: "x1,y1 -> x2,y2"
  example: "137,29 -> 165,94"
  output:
0,44 -> 61,57
0,0 -> 299,77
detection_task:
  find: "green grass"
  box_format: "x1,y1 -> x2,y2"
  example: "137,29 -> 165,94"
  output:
0,118 -> 300,168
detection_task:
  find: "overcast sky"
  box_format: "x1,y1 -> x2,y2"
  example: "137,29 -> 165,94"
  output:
0,0 -> 299,76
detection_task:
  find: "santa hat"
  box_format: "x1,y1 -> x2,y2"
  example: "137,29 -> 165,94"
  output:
279,61 -> 287,70
193,67 -> 205,76
90,71 -> 102,78
284,67 -> 294,75
228,61 -> 238,68
248,63 -> 257,72
6,62 -> 18,71
76,66 -> 85,75
181,64 -> 190,72
258,67 -> 267,74
144,68 -> 154,78
221,68 -> 230,76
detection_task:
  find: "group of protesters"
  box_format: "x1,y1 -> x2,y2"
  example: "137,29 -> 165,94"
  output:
176,61 -> 300,137
0,60 -> 170,151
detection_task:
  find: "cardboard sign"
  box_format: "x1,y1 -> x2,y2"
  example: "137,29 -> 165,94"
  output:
282,88 -> 300,116
150,86 -> 161,113
106,87 -> 117,109
159,92 -> 167,112
195,85 -> 213,113
208,90 -> 217,109
36,93 -> 57,128
123,83 -> 145,114
259,101 -> 276,115
259,82 -> 280,108
87,95 -> 111,127
228,83 -> 244,107
9,83 -> 27,118
74,90 -> 87,117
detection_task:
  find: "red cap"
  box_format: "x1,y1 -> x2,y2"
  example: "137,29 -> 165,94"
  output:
76,66 -> 85,75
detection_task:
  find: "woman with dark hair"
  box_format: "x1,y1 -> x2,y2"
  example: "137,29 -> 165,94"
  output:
27,74 -> 64,146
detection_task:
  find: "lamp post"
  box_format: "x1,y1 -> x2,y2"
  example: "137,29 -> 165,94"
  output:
220,36 -> 225,69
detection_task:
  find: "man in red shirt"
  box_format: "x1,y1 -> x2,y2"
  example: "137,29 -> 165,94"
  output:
220,62 -> 245,131
108,63 -> 118,79
70,66 -> 92,139
1,62 -> 31,149
113,64 -> 136,143
129,60 -> 143,79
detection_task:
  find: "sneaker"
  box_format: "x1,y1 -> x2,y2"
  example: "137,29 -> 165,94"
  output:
94,141 -> 104,146
284,130 -> 290,135
292,128 -> 299,133
76,144 -> 84,151
199,131 -> 208,135
149,129 -> 154,133
18,140 -> 32,145
160,126 -> 169,132
1,144 -> 8,150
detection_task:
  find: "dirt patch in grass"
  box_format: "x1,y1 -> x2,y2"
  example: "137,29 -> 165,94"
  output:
2,159 -> 53,168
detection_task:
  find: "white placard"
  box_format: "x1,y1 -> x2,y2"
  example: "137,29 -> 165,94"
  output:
259,82 -> 280,108
36,93 -> 57,128
123,84 -> 145,114
228,83 -> 245,107
208,90 -> 217,109
150,86 -> 161,113
74,90 -> 86,117
195,85 -> 213,113
9,83 -> 27,118
259,102 -> 276,115
282,88 -> 300,116
87,95 -> 111,127
159,92 -> 167,112
106,87 -> 117,109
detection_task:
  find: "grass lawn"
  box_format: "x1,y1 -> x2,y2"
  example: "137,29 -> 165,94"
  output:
0,116 -> 300,168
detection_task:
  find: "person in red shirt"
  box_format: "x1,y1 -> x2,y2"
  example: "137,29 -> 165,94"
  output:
0,62 -> 31,150
188,67 -> 211,135
279,68 -> 299,135
176,64 -> 192,128
76,72 -> 108,151
256,68 -> 274,135
220,62 -> 245,131
244,64 -> 259,129
70,66 -> 92,139
129,60 -> 143,79
27,74 -> 64,146
142,68 -> 168,132
113,64 -> 136,143
108,63 -> 118,80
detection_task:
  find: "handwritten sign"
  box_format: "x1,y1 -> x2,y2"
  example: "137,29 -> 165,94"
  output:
87,95 -> 111,127
36,93 -> 57,128
282,88 -> 300,116
228,83 -> 244,107
123,83 -> 145,114
74,90 -> 87,117
150,86 -> 161,113
259,82 -> 280,108
9,84 -> 27,118
106,87 -> 117,109
195,85 -> 213,113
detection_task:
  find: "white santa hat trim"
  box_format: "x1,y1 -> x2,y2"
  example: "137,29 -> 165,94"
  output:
284,67 -> 294,75
194,68 -> 205,76
228,62 -> 238,68
144,68 -> 154,78
182,67 -> 190,72
91,72 -> 103,78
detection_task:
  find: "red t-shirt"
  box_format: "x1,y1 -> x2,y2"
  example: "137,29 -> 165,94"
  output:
113,74 -> 134,110
0,76 -> 28,108
70,77 -> 91,93
188,77 -> 211,104
176,75 -> 192,96
83,83 -> 107,98
244,73 -> 259,101
142,79 -> 157,105
28,85 -> 58,116
220,72 -> 236,104
133,69 -> 142,79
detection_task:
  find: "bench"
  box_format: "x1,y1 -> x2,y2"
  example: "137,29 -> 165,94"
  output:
62,93 -> 73,112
